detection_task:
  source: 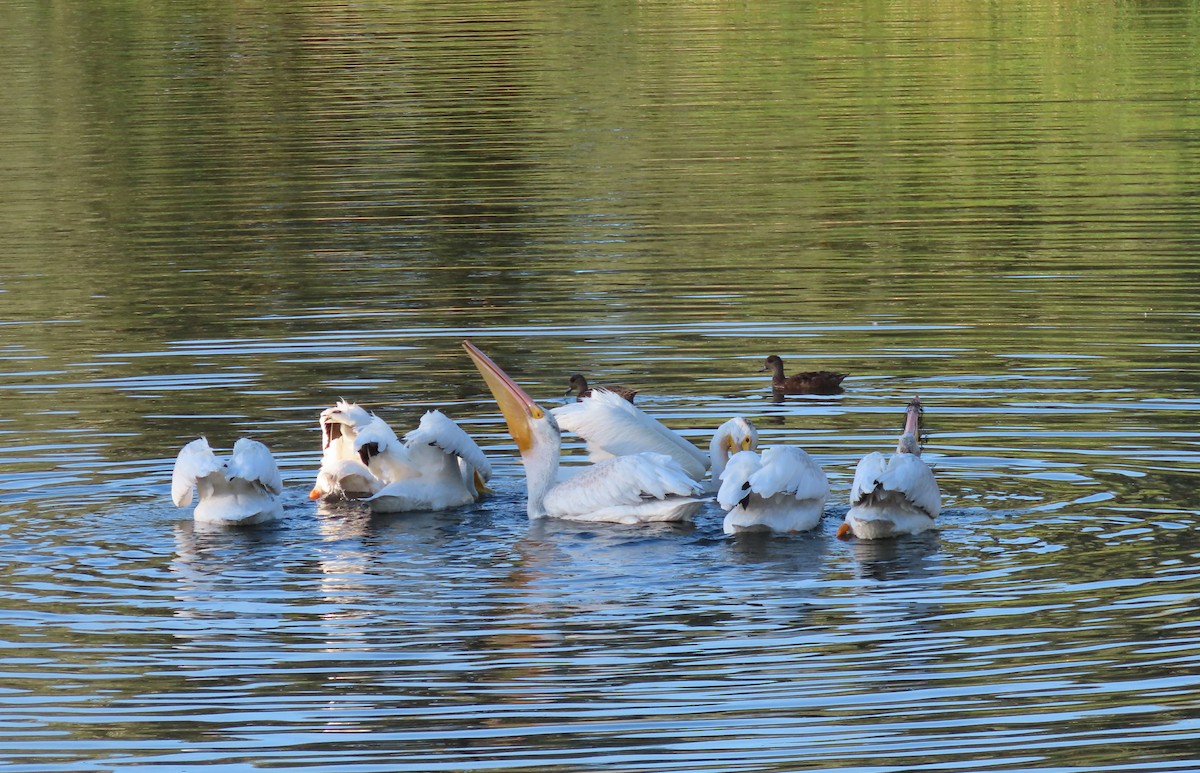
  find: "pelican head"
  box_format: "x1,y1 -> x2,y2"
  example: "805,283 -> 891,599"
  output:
464,341 -> 562,514
897,396 -> 922,455
710,416 -> 758,477
319,400 -> 375,448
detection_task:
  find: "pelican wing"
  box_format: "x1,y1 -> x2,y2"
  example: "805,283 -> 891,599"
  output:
550,389 -> 709,480
849,451 -> 889,505
171,437 -> 223,507
543,452 -> 702,516
353,416 -> 402,456
879,453 -> 941,518
227,438 -> 283,495
752,446 -> 829,502
403,410 -> 492,481
716,450 -> 762,510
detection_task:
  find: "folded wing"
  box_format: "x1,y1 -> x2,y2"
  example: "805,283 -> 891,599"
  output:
543,452 -> 702,516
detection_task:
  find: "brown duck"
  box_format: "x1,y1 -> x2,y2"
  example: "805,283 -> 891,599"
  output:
761,355 -> 847,395
565,374 -> 638,403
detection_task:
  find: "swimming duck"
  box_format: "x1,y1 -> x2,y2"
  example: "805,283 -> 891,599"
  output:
465,340 -> 706,524
761,355 -> 847,395
565,374 -> 638,403
310,400 -> 492,512
838,397 -> 941,539
172,437 -> 283,525
718,446 -> 829,534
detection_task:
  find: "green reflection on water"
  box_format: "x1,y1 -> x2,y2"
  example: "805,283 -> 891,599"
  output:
1,0 -> 1198,483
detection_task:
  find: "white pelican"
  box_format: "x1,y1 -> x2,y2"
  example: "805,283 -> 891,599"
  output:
310,401 -> 400,500
366,410 -> 493,513
838,397 -> 941,539
311,401 -> 492,513
172,437 -> 283,525
717,446 -> 829,534
464,340 -> 707,524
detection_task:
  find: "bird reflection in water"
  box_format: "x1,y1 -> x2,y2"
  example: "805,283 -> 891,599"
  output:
847,531 -> 941,582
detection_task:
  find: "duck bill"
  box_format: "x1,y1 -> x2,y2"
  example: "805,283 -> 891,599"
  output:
463,340 -> 540,455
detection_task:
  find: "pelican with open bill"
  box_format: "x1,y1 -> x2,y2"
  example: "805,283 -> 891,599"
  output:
463,340 -> 707,524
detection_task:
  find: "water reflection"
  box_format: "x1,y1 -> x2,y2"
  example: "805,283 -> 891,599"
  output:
846,532 -> 941,583
3,0 -> 1200,770
724,528 -> 829,574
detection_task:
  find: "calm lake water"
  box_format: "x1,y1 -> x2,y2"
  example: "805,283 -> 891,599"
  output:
3,1 -> 1200,771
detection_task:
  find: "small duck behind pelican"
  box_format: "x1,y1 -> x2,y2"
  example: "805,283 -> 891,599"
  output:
761,355 -> 847,395
717,446 -> 828,534
172,437 -> 283,526
465,341 -> 706,524
839,397 -> 941,539
565,374 -> 638,403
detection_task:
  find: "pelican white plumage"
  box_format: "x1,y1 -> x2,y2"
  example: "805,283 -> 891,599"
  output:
366,410 -> 493,513
464,340 -> 707,524
717,446 -> 828,534
550,389 -> 710,480
839,397 -> 941,539
550,394 -> 758,492
311,401 -> 492,512
310,401 -> 399,500
172,437 -> 283,525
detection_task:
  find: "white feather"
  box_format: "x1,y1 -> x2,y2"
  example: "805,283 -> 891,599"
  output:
753,446 -> 828,502
844,448 -> 941,539
171,437 -> 283,525
312,403 -> 491,513
541,452 -> 706,524
716,450 -> 762,510
313,458 -> 381,499
550,389 -> 709,480
171,437 -> 222,508
849,451 -> 889,505
227,438 -> 283,496
404,410 -> 493,483
353,416 -> 403,456
717,446 -> 828,534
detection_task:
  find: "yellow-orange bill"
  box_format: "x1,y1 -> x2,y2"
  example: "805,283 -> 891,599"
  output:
309,487 -> 323,500
462,340 -> 542,454
473,469 -> 493,496
836,522 -> 851,539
